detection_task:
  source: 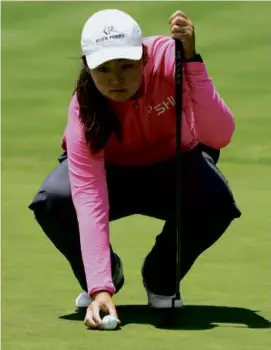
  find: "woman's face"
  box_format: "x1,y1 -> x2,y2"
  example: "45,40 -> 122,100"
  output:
89,56 -> 145,101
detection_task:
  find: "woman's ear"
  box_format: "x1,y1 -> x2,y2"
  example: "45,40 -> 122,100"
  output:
142,44 -> 148,66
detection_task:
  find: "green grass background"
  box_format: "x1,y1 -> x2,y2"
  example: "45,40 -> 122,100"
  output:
2,1 -> 270,349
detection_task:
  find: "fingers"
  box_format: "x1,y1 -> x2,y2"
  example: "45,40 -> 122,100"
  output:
84,302 -> 103,330
171,25 -> 193,35
170,16 -> 191,27
170,17 -> 193,32
169,10 -> 188,23
171,26 -> 194,41
83,299 -> 121,330
169,10 -> 193,37
169,9 -> 195,57
92,301 -> 103,324
108,306 -> 121,324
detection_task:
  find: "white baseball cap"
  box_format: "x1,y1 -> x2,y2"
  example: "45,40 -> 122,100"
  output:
81,9 -> 143,69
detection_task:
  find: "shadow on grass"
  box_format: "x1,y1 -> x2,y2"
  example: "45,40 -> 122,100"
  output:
59,304 -> 270,330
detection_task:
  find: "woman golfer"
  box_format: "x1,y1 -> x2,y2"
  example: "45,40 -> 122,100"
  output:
29,9 -> 241,329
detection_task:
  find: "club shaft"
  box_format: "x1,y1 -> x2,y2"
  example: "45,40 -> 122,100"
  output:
174,39 -> 184,303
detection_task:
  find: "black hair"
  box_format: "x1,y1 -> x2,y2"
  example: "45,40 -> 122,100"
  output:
75,56 -> 122,154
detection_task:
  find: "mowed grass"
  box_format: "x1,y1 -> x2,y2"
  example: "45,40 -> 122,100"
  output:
2,1 -> 270,350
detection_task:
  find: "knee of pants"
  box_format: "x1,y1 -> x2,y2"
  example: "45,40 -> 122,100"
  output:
29,190 -> 77,248
29,189 -> 74,219
28,158 -> 72,214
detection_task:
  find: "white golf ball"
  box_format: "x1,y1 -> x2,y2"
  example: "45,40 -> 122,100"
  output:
102,315 -> 118,330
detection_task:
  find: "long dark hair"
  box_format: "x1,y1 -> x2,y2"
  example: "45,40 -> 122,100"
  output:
75,56 -> 122,154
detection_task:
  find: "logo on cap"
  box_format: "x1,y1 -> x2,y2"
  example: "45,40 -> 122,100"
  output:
96,26 -> 125,43
103,26 -> 116,35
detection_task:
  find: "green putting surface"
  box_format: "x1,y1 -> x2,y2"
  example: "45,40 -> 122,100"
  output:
2,1 -> 270,349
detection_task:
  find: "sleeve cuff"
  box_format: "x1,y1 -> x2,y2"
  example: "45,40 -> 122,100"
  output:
89,285 -> 115,297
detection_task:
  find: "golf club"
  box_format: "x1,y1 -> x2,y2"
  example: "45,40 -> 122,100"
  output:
172,38 -> 184,309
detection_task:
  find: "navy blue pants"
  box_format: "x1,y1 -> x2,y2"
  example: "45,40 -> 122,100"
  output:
29,146 -> 241,296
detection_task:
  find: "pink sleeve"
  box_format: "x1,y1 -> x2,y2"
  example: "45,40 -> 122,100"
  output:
149,36 -> 235,149
184,62 -> 235,149
65,94 -> 115,296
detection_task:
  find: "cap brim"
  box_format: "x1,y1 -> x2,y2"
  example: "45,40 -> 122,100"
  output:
85,45 -> 143,69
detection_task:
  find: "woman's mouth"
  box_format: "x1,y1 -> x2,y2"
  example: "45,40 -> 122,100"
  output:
110,89 -> 127,93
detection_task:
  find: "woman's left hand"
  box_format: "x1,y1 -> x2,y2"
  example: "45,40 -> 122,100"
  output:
169,10 -> 196,60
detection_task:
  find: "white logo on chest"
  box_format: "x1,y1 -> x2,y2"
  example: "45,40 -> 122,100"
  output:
148,96 -> 175,116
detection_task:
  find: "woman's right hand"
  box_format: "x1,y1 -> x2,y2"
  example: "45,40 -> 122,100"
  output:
84,291 -> 121,330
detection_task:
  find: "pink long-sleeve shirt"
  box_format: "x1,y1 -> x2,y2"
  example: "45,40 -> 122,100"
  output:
63,35 -> 235,296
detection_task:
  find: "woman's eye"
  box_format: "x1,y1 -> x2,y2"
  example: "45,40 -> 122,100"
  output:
97,67 -> 109,73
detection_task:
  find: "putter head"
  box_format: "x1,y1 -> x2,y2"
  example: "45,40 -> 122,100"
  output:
155,307 -> 184,329
153,294 -> 184,329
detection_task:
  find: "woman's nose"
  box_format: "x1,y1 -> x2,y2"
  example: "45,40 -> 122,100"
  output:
109,71 -> 123,84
